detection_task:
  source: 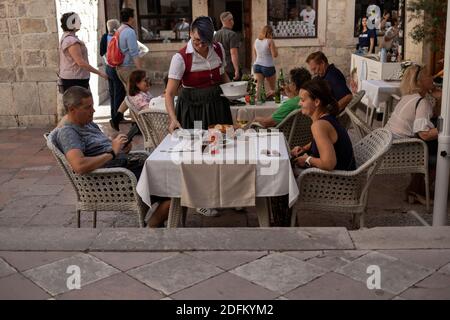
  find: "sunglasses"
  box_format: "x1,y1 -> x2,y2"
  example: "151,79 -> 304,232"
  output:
414,65 -> 423,83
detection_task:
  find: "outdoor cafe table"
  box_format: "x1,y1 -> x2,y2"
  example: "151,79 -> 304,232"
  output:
361,79 -> 401,126
230,101 -> 279,123
136,131 -> 299,228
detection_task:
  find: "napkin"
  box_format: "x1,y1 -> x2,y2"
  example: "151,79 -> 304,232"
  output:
180,163 -> 256,208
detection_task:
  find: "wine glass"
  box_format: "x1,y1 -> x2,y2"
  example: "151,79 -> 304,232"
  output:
236,108 -> 250,128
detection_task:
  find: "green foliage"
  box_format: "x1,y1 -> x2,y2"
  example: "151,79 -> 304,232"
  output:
407,0 -> 447,52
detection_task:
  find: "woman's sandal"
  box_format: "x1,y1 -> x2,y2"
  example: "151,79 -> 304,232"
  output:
407,192 -> 432,206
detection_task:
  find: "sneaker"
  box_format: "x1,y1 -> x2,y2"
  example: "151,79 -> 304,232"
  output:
196,208 -> 219,217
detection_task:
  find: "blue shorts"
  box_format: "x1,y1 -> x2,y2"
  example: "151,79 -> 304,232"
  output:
253,64 -> 276,78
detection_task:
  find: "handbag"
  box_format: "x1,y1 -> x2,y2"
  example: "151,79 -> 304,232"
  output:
56,74 -> 65,94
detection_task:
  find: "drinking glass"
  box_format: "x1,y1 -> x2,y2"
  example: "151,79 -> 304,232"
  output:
236,108 -> 250,128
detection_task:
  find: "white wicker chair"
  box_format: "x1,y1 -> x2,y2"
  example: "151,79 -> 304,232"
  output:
292,128 -> 393,229
125,97 -> 155,152
250,109 -> 312,149
44,133 -> 149,228
138,109 -> 169,147
346,107 -> 430,212
337,90 -> 366,129
287,111 -> 313,150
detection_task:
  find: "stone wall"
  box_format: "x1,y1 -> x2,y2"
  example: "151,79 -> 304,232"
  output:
0,0 -> 59,128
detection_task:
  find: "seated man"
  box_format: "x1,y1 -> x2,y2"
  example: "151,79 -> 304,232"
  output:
253,67 -> 311,128
50,86 -> 169,228
306,51 -> 353,111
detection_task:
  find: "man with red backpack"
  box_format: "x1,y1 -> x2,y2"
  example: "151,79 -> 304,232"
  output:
109,8 -> 143,129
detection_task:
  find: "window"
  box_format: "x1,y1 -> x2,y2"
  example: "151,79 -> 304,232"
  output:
354,0 -> 405,59
137,0 -> 192,42
354,0 -> 401,37
268,0 -> 318,39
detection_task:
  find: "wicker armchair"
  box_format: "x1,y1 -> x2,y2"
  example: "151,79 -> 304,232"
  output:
44,133 -> 149,228
138,109 -> 169,146
125,97 -> 155,152
346,106 -> 430,212
292,128 -> 393,229
288,112 -> 313,150
336,90 -> 366,129
250,109 -> 312,150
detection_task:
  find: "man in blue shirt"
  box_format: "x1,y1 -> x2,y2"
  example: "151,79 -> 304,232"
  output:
111,8 -> 143,130
306,51 -> 353,111
116,8 -> 142,89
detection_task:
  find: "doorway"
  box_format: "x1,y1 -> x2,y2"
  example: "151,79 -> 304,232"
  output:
208,0 -> 252,74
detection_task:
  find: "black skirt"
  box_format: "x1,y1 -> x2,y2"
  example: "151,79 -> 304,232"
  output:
176,85 -> 233,129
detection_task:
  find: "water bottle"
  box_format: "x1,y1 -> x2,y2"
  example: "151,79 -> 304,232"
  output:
380,48 -> 387,63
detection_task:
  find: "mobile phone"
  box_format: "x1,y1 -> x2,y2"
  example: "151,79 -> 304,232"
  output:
124,125 -> 140,147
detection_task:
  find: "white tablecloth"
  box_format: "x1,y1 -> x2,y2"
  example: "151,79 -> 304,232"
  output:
136,132 -> 299,208
361,80 -> 401,109
230,101 -> 279,123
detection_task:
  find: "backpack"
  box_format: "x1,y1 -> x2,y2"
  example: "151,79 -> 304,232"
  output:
106,28 -> 124,67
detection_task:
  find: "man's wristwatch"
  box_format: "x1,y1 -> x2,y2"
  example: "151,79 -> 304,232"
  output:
305,156 -> 313,168
108,150 -> 116,160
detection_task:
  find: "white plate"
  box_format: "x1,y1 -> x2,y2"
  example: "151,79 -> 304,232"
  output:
220,94 -> 246,100
212,138 -> 234,146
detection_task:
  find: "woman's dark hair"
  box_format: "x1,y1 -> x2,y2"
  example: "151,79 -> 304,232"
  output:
191,16 -> 215,45
301,78 -> 339,116
60,12 -> 77,32
120,8 -> 135,23
128,69 -> 147,96
290,67 -> 311,91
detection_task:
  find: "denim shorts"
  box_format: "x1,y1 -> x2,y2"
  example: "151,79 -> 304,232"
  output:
253,64 -> 276,77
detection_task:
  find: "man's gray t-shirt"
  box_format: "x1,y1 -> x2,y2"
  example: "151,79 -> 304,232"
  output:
213,27 -> 240,75
53,122 -> 112,156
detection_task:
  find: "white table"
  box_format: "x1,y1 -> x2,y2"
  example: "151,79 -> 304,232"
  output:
361,79 -> 401,126
136,132 -> 299,227
230,101 -> 279,123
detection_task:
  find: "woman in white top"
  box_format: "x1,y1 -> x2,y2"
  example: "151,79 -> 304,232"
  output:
253,25 -> 278,97
385,64 -> 437,204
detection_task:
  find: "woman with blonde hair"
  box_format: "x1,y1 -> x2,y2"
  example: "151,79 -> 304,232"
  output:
385,64 -> 438,204
253,25 -> 278,98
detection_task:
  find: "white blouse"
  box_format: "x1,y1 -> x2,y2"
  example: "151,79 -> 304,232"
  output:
385,93 -> 435,139
168,40 -> 226,85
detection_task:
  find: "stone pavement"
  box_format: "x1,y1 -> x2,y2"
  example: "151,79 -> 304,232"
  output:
0,227 -> 449,300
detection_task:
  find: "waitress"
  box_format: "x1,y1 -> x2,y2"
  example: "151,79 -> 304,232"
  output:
165,16 -> 233,132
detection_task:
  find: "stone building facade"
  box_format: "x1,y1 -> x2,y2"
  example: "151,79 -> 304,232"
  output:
0,0 -> 432,128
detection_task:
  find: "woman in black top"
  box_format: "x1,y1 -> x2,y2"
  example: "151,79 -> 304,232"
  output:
291,79 -> 356,171
358,16 -> 377,54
